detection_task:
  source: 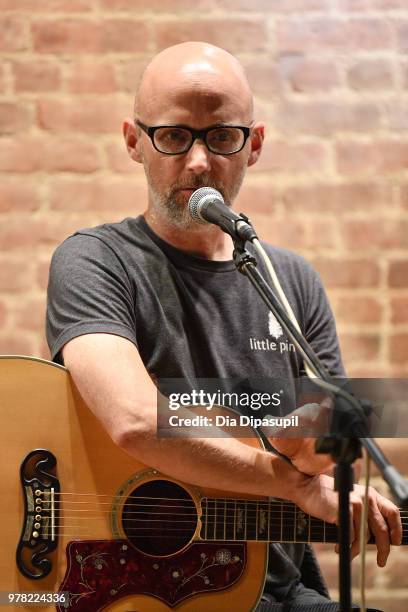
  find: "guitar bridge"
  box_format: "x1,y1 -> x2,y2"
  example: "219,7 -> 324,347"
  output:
17,449 -> 60,579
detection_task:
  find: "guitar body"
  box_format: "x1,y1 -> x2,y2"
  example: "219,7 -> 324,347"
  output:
0,357 -> 268,611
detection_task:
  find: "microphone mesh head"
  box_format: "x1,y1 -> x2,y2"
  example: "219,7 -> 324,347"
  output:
188,187 -> 224,224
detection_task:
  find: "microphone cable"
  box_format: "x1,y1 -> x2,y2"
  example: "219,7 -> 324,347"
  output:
251,237 -> 370,610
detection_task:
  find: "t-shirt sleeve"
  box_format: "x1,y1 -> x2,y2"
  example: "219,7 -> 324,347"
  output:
46,232 -> 137,364
303,265 -> 346,378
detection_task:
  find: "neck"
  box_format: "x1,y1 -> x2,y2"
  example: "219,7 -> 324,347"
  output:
201,497 -> 408,545
144,209 -> 234,261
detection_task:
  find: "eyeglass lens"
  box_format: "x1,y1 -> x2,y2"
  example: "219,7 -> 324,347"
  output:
153,127 -> 245,154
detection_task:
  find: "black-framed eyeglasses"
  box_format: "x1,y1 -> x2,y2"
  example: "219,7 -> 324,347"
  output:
135,119 -> 251,156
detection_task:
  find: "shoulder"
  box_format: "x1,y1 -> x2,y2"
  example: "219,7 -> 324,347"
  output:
258,242 -> 321,286
51,217 -> 148,264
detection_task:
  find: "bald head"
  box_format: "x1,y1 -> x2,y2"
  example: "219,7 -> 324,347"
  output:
135,42 -> 254,125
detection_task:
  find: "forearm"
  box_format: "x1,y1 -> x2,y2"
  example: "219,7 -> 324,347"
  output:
62,335 -> 309,503
117,416 -> 309,502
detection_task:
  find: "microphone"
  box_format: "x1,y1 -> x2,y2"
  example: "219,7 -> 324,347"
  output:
188,187 -> 258,242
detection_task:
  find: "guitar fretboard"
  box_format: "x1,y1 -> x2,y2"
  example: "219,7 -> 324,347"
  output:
201,497 -> 338,544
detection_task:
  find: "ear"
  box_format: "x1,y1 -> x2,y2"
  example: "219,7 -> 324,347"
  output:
123,118 -> 143,164
247,122 -> 265,167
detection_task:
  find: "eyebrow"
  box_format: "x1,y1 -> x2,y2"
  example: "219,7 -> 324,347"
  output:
152,122 -> 242,129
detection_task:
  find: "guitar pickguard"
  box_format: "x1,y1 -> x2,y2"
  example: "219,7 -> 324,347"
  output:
58,539 -> 246,610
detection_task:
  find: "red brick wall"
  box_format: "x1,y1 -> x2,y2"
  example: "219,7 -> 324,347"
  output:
1,1 -> 407,608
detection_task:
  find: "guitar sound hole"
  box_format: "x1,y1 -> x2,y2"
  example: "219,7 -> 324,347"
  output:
121,479 -> 197,556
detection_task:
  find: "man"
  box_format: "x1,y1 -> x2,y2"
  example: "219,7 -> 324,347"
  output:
46,42 -> 401,610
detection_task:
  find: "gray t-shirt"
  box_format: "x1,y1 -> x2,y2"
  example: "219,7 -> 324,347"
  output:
47,216 -> 343,378
46,215 -> 345,605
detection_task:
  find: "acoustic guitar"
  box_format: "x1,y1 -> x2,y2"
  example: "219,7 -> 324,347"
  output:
1,356 -> 406,611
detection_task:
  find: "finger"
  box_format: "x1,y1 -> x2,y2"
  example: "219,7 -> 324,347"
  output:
350,494 -> 362,559
368,503 -> 391,567
380,499 -> 402,546
369,517 -> 390,567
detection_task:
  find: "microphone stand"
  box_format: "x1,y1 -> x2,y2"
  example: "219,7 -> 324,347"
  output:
231,235 -> 408,612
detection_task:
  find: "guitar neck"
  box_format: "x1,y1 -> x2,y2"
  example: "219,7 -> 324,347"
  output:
200,497 -> 408,545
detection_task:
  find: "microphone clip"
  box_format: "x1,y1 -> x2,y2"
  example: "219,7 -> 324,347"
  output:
232,233 -> 257,274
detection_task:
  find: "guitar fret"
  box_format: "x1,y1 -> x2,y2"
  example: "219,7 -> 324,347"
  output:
310,515 -> 322,543
209,498 -> 214,541
327,523 -> 338,543
244,500 -> 247,540
279,501 -> 283,542
257,501 -> 269,541
203,498 -> 216,541
255,501 -> 259,540
216,498 -> 223,540
225,499 -> 235,540
308,515 -> 338,543
223,499 -> 227,540
282,501 -> 295,542
294,504 -> 297,543
204,498 -> 208,541
267,500 -> 284,542
214,498 -> 217,540
235,500 -> 246,540
234,499 -> 237,541
245,501 -> 257,541
280,500 -> 283,542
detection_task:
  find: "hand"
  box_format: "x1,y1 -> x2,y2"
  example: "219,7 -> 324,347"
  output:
295,474 -> 402,566
268,400 -> 334,475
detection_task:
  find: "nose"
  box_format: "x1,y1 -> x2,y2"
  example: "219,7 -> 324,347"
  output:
184,139 -> 211,175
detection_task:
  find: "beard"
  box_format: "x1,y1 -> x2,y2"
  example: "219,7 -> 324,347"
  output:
143,160 -> 247,231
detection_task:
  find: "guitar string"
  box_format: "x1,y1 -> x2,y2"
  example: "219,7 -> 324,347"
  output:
39,531 -> 406,542
40,504 -> 408,521
44,521 -> 337,537
41,521 -> 408,541
34,519 -> 343,529
34,505 -> 408,518
37,506 -> 358,519
38,520 -> 339,527
47,493 -> 408,515
38,533 -> 338,536
38,516 -> 408,539
39,522 -> 404,533
52,493 -> 304,504
36,515 -> 345,525
51,492 -> 408,512
48,522 -> 408,534
33,512 -> 408,528
49,500 -> 408,512
33,495 -> 408,537
39,530 -> 405,543
46,512 -> 408,524
38,520 -> 408,530
39,516 -> 406,533
48,502 -> 350,510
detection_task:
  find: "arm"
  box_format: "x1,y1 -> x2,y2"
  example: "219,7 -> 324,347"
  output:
63,333 -> 401,567
47,234 -> 309,499
62,332 -> 310,501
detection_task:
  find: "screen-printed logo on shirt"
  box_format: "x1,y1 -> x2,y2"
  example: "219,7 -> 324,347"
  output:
268,311 -> 283,339
249,311 -> 296,354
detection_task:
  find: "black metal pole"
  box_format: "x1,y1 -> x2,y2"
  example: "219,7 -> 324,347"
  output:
336,462 -> 354,611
